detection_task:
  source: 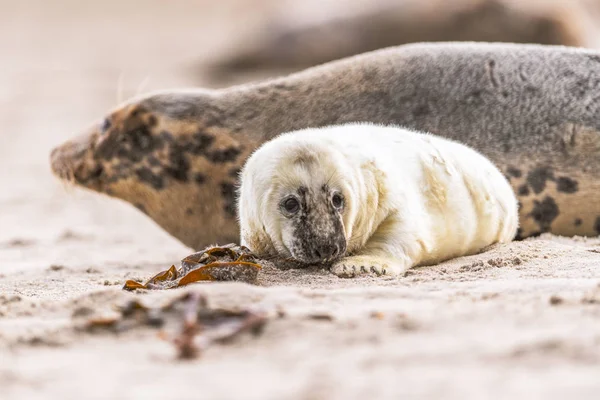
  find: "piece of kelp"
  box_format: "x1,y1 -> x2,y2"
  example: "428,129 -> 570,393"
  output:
123,244 -> 262,291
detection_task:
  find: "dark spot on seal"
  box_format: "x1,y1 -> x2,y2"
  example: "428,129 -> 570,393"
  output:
527,167 -> 554,194
134,203 -> 147,214
115,146 -> 131,160
517,184 -> 530,196
556,176 -> 578,193
130,126 -> 158,152
206,146 -> 242,163
186,208 -> 194,216
412,104 -> 430,117
76,162 -> 106,185
517,230 -> 542,240
228,167 -> 241,179
112,160 -> 131,175
529,196 -> 559,232
220,182 -> 237,217
96,113 -> 162,163
507,167 -> 522,178
86,164 -> 104,181
574,218 -> 582,227
194,173 -> 206,185
147,115 -> 158,127
164,147 -> 189,182
147,155 -> 160,167
135,167 -> 164,190
573,77 -> 592,99
468,90 -> 484,104
524,85 -> 539,94
595,217 -> 600,234
586,54 -> 600,65
189,132 -> 215,154
159,131 -> 175,143
515,228 -> 524,240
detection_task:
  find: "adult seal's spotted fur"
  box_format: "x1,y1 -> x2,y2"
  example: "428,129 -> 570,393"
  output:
50,42 -> 600,250
238,123 -> 519,277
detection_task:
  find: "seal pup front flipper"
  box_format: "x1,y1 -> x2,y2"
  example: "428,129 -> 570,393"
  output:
331,215 -> 414,278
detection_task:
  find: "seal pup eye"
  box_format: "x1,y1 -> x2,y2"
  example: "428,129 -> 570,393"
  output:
332,192 -> 344,210
281,196 -> 300,216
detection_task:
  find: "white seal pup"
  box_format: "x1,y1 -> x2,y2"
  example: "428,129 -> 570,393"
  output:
237,123 -> 519,277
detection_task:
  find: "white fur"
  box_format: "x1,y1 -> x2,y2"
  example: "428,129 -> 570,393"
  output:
237,123 -> 519,277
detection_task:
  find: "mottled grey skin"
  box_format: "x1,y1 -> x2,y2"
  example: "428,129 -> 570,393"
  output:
50,42 -> 600,250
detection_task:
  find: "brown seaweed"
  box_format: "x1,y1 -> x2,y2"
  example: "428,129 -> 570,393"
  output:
178,261 -> 263,286
172,293 -> 267,359
83,292 -> 268,360
123,244 -> 262,291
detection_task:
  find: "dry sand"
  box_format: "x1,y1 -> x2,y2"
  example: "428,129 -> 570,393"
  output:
1,1 -> 600,399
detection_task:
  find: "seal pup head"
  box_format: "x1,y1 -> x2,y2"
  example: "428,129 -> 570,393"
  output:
238,131 -> 367,265
49,90 -> 248,248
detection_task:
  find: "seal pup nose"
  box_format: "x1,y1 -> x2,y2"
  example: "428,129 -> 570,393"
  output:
331,245 -> 339,258
313,243 -> 340,262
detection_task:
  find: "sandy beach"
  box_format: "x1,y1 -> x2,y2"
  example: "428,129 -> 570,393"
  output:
1,1 -> 600,399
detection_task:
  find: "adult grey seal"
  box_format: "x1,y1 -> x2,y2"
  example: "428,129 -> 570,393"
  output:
50,42 -> 600,250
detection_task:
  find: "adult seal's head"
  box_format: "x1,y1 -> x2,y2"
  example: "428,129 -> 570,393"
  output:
237,135 -> 361,264
50,89 -> 252,247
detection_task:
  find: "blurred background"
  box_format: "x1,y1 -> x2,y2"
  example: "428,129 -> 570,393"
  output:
2,0 -> 600,270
